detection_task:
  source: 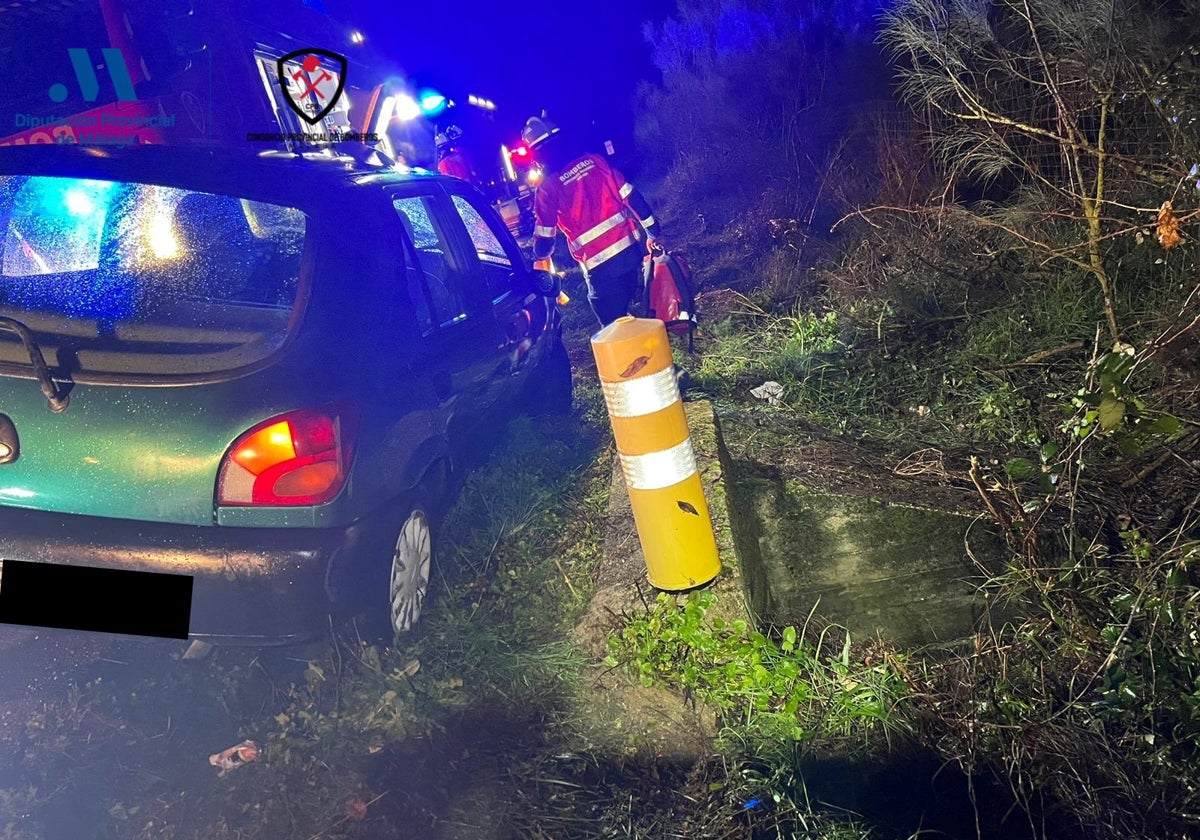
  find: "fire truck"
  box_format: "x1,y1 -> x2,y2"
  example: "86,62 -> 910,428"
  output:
2,1 -> 345,144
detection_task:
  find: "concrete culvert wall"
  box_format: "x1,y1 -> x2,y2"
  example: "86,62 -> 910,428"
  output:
723,455 -> 1010,648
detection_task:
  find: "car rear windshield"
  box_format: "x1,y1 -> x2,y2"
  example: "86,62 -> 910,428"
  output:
0,175 -> 307,377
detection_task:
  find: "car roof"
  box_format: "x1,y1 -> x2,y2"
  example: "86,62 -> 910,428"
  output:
0,144 -> 443,210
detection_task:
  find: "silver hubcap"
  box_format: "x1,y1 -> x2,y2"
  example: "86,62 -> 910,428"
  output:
389,510 -> 431,634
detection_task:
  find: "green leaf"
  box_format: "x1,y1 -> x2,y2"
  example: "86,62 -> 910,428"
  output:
1039,441 -> 1061,463
782,625 -> 797,652
1098,396 -> 1126,432
1111,592 -> 1136,616
1146,414 -> 1182,438
1004,458 -> 1036,481
1116,436 -> 1143,457
1098,352 -> 1135,391
1162,600 -> 1178,624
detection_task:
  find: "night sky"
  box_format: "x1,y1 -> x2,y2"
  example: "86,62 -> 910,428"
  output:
325,0 -> 678,160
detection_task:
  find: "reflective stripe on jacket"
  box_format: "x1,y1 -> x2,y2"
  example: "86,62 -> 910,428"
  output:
533,153 -> 639,272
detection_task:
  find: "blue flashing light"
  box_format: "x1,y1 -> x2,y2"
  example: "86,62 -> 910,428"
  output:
418,89 -> 447,117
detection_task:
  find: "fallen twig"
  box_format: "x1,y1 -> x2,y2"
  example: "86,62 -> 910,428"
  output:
968,456 -> 1020,549
1121,450 -> 1174,489
1007,340 -> 1085,366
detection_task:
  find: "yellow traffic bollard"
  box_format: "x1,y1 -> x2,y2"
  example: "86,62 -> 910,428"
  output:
591,316 -> 721,590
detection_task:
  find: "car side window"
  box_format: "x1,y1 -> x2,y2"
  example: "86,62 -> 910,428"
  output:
392,196 -> 467,329
449,194 -> 519,302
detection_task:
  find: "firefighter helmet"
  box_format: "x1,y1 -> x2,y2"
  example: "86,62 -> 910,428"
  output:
435,125 -> 463,150
521,115 -> 560,149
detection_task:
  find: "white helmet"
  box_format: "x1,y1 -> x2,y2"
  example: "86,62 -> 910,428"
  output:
521,115 -> 560,149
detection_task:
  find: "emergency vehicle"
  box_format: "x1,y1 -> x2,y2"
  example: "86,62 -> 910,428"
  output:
0,0 -> 539,245
0,1 -> 363,146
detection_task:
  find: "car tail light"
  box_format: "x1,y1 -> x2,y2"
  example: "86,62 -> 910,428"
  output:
218,405 -> 357,506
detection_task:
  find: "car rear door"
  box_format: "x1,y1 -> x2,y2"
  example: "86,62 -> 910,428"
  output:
386,186 -> 511,445
440,186 -> 558,386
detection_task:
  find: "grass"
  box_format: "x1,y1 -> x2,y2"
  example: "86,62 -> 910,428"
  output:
692,259 -> 1196,451
694,309 -> 953,444
606,591 -> 911,752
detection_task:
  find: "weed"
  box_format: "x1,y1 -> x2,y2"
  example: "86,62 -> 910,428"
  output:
936,329 -> 1200,839
607,591 -> 910,752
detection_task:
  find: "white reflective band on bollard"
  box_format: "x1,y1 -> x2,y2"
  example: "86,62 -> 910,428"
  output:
602,367 -> 680,418
619,438 -> 698,491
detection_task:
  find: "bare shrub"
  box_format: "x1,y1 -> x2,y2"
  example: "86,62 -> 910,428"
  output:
881,0 -> 1200,342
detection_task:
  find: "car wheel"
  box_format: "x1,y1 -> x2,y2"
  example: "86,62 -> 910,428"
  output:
529,339 -> 573,415
389,508 -> 433,637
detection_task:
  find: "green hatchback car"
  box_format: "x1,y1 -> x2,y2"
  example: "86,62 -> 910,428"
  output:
0,144 -> 571,645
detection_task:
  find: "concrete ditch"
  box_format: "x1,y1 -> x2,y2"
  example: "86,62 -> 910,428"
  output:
724,459 -> 1008,648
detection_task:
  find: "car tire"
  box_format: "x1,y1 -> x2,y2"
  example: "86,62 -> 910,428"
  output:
528,339 -> 573,415
388,506 -> 434,640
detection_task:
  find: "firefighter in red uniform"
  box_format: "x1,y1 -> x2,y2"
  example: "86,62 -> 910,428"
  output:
522,115 -> 663,326
435,126 -> 476,183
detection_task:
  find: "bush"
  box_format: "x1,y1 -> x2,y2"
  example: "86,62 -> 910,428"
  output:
636,0 -> 894,294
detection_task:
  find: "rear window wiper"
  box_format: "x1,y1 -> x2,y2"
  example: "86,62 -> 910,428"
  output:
0,316 -> 70,412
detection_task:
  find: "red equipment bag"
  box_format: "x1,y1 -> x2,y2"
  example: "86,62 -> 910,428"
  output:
642,249 -> 698,351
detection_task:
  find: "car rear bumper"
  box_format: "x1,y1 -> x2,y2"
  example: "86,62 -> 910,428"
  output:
0,505 -> 383,644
